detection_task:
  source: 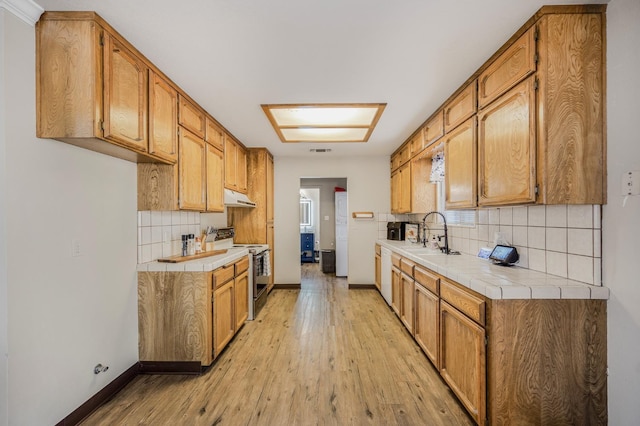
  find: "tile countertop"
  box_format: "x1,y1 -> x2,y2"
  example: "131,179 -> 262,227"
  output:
136,248 -> 250,273
378,240 -> 609,300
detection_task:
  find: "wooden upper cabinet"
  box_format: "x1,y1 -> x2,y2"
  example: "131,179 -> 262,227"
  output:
411,149 -> 437,214
102,33 -> 148,152
179,128 -> 206,211
444,81 -> 477,134
423,110 -> 444,147
445,117 -> 477,209
478,27 -> 536,109
390,171 -> 401,214
237,145 -> 248,193
478,77 -> 536,206
391,153 -> 402,171
206,143 -> 224,212
410,132 -> 425,157
205,117 -> 225,151
266,153 -> 274,223
398,144 -> 411,166
399,162 -> 412,214
148,70 -> 178,163
178,96 -> 206,138
537,12 -> 605,204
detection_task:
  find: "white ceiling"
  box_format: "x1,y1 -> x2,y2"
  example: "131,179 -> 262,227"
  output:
37,0 -> 605,158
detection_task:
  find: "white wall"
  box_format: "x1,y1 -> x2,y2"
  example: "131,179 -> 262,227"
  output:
274,157 -> 389,285
3,10 -> 139,425
0,8 -> 9,426
604,0 -> 640,423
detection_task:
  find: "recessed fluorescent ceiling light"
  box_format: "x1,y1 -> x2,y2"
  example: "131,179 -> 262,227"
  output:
261,103 -> 386,143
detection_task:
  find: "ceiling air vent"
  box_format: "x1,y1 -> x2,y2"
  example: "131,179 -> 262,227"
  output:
310,148 -> 332,153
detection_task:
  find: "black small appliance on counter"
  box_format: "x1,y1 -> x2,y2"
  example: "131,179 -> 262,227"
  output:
387,221 -> 409,241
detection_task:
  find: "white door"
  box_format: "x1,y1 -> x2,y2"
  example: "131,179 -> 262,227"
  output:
335,191 -> 348,277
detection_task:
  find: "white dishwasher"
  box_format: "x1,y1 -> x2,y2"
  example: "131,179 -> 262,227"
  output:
381,246 -> 392,305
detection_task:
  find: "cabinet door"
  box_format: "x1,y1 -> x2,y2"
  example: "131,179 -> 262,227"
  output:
213,280 -> 235,358
391,266 -> 401,317
415,283 -> 439,368
235,270 -> 249,330
206,144 -> 224,212
478,28 -> 536,109
440,301 -> 486,426
424,110 -> 444,147
103,33 -> 148,151
399,162 -> 412,213
148,71 -> 177,163
375,254 -> 381,291
445,117 -> 477,209
478,77 -> 536,206
224,137 -> 238,190
411,152 -> 437,214
400,274 -> 415,334
390,171 -> 401,214
266,154 -> 274,223
178,96 -> 206,138
205,117 -> 225,151
179,128 -> 206,210
237,146 -> 248,193
444,82 -> 477,134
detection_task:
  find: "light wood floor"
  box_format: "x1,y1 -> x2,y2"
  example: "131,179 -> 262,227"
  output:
81,264 -> 472,425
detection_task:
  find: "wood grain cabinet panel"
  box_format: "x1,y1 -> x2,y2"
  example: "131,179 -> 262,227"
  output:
234,270 -> 249,330
478,77 -> 536,206
399,162 -> 412,213
179,129 -> 206,210
391,264 -> 401,317
103,33 -> 148,152
390,171 -> 401,213
213,280 -> 235,358
178,96 -> 206,138
444,82 -> 477,134
445,117 -> 477,209
478,27 -> 536,109
205,117 -> 225,151
414,283 -> 439,368
148,70 -> 178,163
536,12 -> 605,204
206,143 -> 224,212
400,273 -> 415,334
440,301 -> 486,426
374,246 -> 381,291
410,149 -> 438,214
423,110 -> 444,147
237,145 -> 248,193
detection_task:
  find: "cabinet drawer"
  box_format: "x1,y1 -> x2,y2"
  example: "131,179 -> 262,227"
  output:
391,253 -> 402,268
478,27 -> 536,109
444,81 -> 477,134
235,256 -> 249,275
414,266 -> 440,295
440,280 -> 485,326
178,96 -> 206,138
400,258 -> 415,277
213,263 -> 235,289
424,110 -> 444,147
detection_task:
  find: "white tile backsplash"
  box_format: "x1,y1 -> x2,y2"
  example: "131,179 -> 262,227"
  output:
568,205 -> 593,228
376,204 -> 602,285
138,210 -> 203,263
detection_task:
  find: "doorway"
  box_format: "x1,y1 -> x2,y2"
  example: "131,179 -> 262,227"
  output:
299,178 -> 347,278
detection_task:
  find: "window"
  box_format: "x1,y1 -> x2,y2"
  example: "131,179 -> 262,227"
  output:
300,198 -> 312,226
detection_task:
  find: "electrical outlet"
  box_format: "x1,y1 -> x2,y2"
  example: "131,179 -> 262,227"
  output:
621,171 -> 640,196
71,239 -> 81,257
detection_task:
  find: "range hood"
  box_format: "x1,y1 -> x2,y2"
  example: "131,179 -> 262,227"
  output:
224,189 -> 256,208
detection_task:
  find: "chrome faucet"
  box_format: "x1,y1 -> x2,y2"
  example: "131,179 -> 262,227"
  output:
422,211 -> 450,254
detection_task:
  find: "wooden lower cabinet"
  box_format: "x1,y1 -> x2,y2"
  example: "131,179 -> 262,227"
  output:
234,270 -> 249,330
440,301 -> 486,426
374,250 -> 381,291
213,279 -> 235,358
382,249 -> 607,425
391,265 -> 401,316
414,283 -> 439,367
400,273 -> 415,334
